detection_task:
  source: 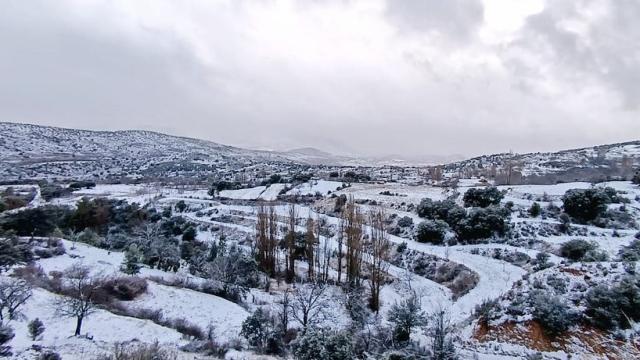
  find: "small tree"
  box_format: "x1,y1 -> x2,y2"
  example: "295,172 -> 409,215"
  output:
0,278 -> 32,321
387,294 -> 427,344
175,200 -> 187,213
290,281 -> 329,334
241,308 -> 272,352
121,244 -> 142,275
28,318 -> 45,341
54,264 -> 100,336
529,202 -> 541,217
427,309 -> 457,360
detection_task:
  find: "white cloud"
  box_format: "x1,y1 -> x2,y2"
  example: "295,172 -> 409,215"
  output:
0,0 -> 638,158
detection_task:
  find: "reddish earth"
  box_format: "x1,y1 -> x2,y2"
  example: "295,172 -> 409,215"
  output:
473,320 -> 640,359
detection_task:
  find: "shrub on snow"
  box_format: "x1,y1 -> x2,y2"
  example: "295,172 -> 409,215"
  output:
415,220 -> 448,245
559,239 -> 607,262
585,276 -> 640,330
463,187 -> 504,208
529,290 -> 576,336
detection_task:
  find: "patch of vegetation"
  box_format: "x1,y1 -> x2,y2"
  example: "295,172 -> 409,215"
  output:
463,187 -> 504,208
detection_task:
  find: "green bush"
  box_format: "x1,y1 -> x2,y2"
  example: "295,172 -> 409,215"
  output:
559,239 -> 606,261
529,290 -> 575,336
463,187 -> 504,208
585,276 -> 640,330
454,206 -> 509,242
529,202 -> 541,217
562,188 -> 612,223
415,220 -> 448,244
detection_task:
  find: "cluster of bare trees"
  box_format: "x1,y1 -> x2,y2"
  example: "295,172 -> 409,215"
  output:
256,204 -> 279,277
256,203 -> 332,284
255,197 -> 391,312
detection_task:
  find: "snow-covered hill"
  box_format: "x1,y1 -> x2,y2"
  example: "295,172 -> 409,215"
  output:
0,122 -> 299,181
443,141 -> 640,184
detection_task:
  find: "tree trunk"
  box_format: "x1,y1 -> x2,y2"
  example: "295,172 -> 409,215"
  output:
74,316 -> 83,336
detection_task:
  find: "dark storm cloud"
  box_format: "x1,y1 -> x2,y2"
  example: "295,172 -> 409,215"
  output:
508,0 -> 640,109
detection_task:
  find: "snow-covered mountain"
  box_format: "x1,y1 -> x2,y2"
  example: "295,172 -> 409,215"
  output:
0,122 -> 302,181
1,122 -> 638,183
443,141 -> 640,184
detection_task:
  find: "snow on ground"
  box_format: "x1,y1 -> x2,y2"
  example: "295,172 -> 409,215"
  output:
219,183 -> 287,201
287,180 -> 343,196
541,232 -> 638,257
9,287 -> 185,359
31,238 -> 252,345
129,282 -> 249,342
337,182 -> 450,204
50,184 -> 162,207
219,186 -> 267,200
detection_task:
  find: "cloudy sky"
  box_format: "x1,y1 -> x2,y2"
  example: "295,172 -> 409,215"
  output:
1,0 -> 639,158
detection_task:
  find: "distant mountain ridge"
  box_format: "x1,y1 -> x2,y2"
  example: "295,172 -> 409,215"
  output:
0,122 -> 638,183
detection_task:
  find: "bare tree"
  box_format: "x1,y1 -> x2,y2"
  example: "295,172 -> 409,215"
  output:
0,278 -> 32,322
285,203 -> 298,283
54,264 -> 101,336
290,280 -> 329,334
304,216 -> 316,280
336,217 -> 344,284
314,217 -> 331,284
367,208 -> 390,313
138,222 -> 161,247
343,196 -> 364,286
277,289 -> 291,332
256,204 -> 278,276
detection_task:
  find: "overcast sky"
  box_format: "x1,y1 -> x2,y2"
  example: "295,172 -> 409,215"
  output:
1,0 -> 639,158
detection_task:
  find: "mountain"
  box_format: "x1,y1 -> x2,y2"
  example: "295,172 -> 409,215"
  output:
1,122 -> 638,184
443,141 -> 640,184
0,122 -> 297,181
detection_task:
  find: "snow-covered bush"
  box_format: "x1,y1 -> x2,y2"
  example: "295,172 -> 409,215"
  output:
99,276 -> 148,301
529,202 -> 541,217
0,324 -> 14,356
529,290 -> 576,336
96,341 -> 174,360
559,239 -> 608,262
463,187 -> 504,208
562,188 -> 612,223
292,329 -> 353,360
585,276 -> 640,330
416,199 -> 465,226
240,308 -> 282,354
474,299 -> 500,323
454,206 -> 509,242
397,216 -> 413,228
0,236 -> 34,271
38,351 -> 61,360
387,295 -> 427,343
28,318 -> 45,341
415,220 -> 448,244
619,240 -> 640,261
533,252 -> 552,271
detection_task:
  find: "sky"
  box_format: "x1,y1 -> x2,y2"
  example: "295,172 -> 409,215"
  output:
1,0 -> 639,158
